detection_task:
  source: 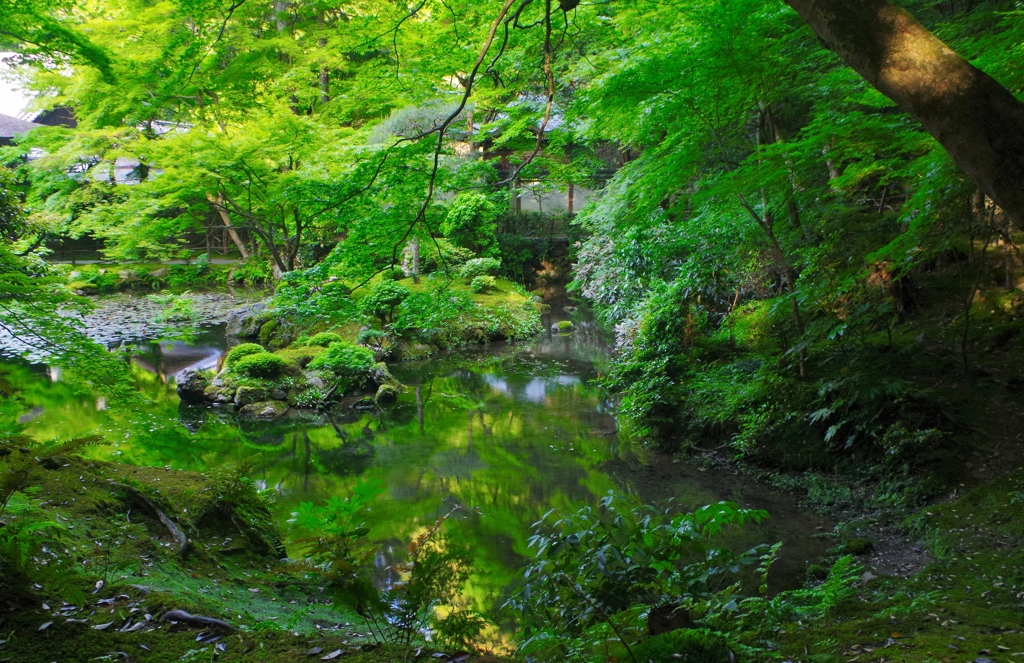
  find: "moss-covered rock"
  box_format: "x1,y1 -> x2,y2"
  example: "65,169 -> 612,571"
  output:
234,385 -> 267,406
238,400 -> 289,419
375,382 -> 402,404
203,383 -> 236,403
176,369 -> 209,404
224,302 -> 268,337
259,318 -> 280,346
553,319 -> 574,333
395,341 -> 435,360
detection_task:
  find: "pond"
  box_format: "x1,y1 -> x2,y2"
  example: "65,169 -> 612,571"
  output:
0,307 -> 832,622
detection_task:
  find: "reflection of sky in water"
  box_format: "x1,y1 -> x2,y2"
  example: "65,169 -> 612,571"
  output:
522,375 -> 580,403
482,374 -> 509,394
482,372 -> 582,403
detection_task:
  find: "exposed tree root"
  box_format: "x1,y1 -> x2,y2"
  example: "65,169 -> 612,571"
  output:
114,482 -> 190,557
160,609 -> 234,630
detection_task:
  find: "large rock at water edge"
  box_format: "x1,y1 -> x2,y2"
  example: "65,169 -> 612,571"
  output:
375,382 -> 401,404
225,302 -> 268,337
234,385 -> 267,407
239,400 -> 289,419
176,369 -> 210,404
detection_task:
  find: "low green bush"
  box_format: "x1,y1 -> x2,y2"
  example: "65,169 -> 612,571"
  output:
225,343 -> 266,366
307,341 -> 376,377
232,352 -> 286,379
231,257 -> 274,285
360,280 -> 411,326
469,275 -> 496,293
458,257 -> 501,281
633,629 -> 735,663
306,332 -> 345,347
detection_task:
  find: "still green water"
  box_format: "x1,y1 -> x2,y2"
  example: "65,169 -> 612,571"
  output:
0,323 -> 831,620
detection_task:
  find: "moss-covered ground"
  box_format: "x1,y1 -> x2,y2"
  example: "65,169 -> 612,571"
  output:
0,453 -> 511,662
774,470 -> 1024,663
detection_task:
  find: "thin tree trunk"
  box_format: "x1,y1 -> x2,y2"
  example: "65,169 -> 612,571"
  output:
206,192 -> 250,260
411,239 -> 420,284
784,0 -> 1024,224
319,67 -> 330,104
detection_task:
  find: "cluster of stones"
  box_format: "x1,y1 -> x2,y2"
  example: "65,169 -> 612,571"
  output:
176,303 -> 403,418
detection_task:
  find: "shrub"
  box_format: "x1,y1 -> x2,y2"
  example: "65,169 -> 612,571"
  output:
469,275 -> 496,293
633,629 -> 735,663
508,495 -> 773,662
232,352 -> 286,379
166,256 -> 226,289
441,192 -> 499,255
360,280 -> 411,326
306,332 -> 345,347
225,343 -> 267,367
357,328 -> 388,355
356,329 -> 386,345
458,257 -> 501,281
231,257 -> 274,285
419,237 -> 474,274
307,341 -> 376,377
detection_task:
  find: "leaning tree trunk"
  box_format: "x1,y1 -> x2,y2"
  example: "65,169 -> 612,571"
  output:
784,0 -> 1024,224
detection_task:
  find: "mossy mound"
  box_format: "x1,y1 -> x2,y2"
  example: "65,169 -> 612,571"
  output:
633,629 -> 737,663
305,331 -> 346,347
225,343 -> 266,367
233,352 -> 286,378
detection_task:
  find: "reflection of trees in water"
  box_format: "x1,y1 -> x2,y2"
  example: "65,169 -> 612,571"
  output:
311,411 -> 377,477
314,440 -> 375,477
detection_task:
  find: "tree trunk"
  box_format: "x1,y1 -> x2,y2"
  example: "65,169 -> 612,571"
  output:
411,239 -> 420,284
784,0 -> 1024,224
206,192 -> 250,260
319,67 -> 330,104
